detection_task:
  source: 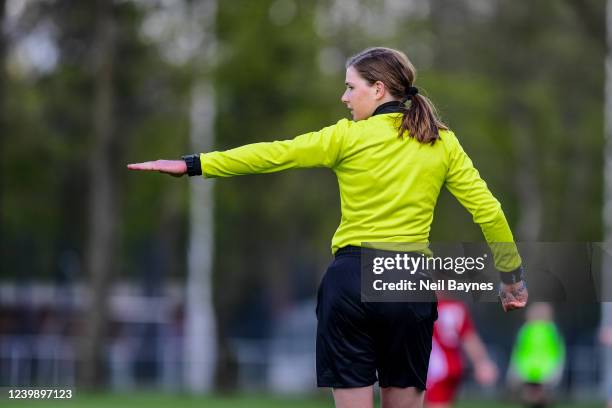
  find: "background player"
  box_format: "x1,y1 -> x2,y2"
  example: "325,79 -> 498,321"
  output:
426,299 -> 498,408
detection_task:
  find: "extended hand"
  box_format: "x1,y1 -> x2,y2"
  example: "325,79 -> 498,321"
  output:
600,327 -> 612,346
127,160 -> 187,177
474,360 -> 498,386
499,280 -> 528,312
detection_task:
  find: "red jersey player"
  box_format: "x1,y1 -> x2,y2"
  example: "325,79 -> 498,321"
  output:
426,300 -> 498,407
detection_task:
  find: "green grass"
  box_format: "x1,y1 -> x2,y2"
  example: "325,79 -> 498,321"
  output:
0,393 -> 603,408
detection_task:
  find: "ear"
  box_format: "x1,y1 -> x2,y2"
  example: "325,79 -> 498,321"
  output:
374,81 -> 386,100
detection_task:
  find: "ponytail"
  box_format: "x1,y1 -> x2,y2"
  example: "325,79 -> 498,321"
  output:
399,91 -> 448,145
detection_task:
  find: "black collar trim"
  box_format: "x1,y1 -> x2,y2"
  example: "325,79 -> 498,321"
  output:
372,100 -> 405,116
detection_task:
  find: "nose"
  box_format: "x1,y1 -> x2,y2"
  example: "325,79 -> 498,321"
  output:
341,90 -> 349,104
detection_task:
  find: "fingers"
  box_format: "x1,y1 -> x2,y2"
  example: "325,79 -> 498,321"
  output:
600,328 -> 612,346
127,160 -> 187,176
127,161 -> 159,171
500,298 -> 527,312
499,293 -> 527,312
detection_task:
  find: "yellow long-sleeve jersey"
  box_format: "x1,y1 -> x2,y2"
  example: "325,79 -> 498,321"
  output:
199,113 -> 521,272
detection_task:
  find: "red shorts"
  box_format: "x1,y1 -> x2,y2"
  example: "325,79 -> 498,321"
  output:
425,375 -> 462,404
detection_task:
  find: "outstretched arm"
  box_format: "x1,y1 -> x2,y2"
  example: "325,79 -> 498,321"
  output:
199,120 -> 348,178
127,119 -> 349,179
444,131 -> 527,312
463,332 -> 498,386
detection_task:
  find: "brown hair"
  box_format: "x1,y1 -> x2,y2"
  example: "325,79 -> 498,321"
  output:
346,47 -> 448,144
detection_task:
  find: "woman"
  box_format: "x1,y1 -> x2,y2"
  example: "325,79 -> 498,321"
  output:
128,47 -> 528,408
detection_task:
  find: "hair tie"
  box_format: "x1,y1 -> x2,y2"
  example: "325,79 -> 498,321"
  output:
407,86 -> 419,97
401,86 -> 419,104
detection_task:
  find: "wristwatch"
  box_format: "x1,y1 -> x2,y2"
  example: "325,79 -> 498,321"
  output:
181,154 -> 202,177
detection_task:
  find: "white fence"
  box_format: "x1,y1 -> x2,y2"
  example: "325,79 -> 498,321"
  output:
0,282 -> 607,400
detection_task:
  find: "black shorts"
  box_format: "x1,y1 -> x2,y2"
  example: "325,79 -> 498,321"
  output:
316,246 -> 437,389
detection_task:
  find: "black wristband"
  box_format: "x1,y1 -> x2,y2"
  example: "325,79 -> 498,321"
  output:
182,154 -> 202,177
499,265 -> 525,284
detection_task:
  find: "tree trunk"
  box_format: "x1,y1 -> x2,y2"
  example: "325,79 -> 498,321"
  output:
79,0 -> 117,389
185,81 -> 217,393
0,0 -> 6,269
603,0 -> 612,399
512,121 -> 542,241
184,0 -> 218,393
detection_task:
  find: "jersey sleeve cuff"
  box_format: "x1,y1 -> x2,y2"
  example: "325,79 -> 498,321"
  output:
499,265 -> 525,284
182,153 -> 202,176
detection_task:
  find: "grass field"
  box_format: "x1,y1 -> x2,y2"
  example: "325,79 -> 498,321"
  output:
0,393 -> 604,408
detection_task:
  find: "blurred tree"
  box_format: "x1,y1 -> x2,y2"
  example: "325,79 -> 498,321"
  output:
182,0 -> 218,394
420,0 -> 605,242
123,0 -> 220,392
2,0 -> 193,279
80,0 -> 118,388
424,0 -> 604,340
0,0 -> 6,269
603,0 -> 612,402
213,0 -> 345,388
2,0 -> 193,387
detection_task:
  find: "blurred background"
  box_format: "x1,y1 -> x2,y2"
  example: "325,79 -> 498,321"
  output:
0,0 -> 610,407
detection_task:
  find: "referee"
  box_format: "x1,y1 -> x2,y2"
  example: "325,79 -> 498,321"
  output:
128,47 -> 528,408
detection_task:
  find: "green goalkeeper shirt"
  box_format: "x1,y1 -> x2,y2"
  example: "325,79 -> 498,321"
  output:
511,321 -> 565,382
199,110 -> 521,272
